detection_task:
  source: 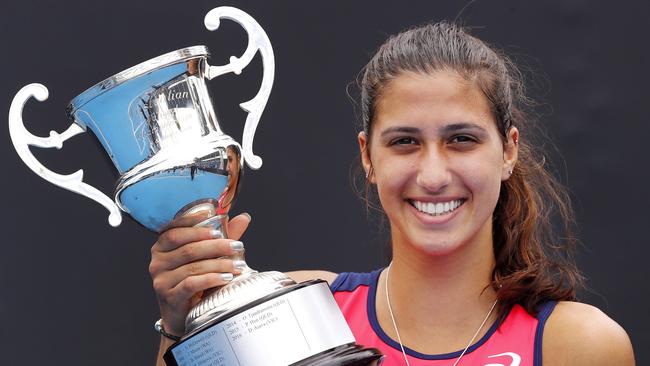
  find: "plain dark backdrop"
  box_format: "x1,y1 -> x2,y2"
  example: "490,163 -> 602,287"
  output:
1,1 -> 648,364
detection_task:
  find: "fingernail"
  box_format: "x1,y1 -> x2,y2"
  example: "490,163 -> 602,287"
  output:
220,273 -> 234,282
243,212 -> 251,221
210,229 -> 223,238
230,241 -> 244,251
233,260 -> 247,270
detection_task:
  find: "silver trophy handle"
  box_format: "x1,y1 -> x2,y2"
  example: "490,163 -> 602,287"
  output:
9,83 -> 122,226
204,6 -> 274,170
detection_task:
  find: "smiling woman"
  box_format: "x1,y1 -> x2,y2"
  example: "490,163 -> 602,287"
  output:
150,22 -> 635,366
359,71 -> 514,260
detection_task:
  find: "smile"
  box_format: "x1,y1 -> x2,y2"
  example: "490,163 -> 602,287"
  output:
409,199 -> 465,216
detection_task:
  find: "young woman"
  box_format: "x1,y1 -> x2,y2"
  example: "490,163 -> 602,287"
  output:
149,22 -> 635,365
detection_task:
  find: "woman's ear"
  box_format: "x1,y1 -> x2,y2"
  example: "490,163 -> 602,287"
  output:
358,131 -> 374,183
502,127 -> 519,180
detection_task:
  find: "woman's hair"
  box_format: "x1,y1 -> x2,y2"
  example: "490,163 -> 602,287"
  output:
356,21 -> 582,315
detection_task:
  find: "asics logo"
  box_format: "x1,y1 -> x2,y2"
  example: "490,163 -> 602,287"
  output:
484,352 -> 521,366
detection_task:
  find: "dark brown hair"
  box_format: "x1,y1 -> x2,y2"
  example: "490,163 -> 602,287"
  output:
357,21 -> 582,315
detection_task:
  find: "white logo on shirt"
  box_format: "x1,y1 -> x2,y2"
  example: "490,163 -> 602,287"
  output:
484,352 -> 521,366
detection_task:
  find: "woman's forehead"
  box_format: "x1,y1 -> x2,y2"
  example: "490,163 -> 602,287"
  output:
373,71 -> 496,131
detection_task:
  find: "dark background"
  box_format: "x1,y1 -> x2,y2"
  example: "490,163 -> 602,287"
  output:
1,0 -> 648,364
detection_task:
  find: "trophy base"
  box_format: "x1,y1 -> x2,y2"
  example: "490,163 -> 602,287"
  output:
291,343 -> 383,366
164,280 -> 382,366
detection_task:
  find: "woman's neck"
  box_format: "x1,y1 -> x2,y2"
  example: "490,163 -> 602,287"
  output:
376,224 -> 499,354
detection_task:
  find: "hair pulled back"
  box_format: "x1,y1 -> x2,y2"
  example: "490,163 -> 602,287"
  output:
358,22 -> 582,315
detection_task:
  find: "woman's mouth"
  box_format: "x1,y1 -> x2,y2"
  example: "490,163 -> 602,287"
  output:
408,199 -> 465,216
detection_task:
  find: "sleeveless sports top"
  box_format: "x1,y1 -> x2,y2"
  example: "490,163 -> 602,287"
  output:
331,269 -> 556,366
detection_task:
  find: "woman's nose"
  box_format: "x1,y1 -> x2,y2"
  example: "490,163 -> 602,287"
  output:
415,147 -> 452,193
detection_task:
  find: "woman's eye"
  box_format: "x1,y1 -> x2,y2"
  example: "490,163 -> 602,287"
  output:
391,137 -> 417,145
450,135 -> 476,144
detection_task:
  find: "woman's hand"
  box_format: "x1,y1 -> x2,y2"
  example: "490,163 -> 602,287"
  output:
149,212 -> 251,337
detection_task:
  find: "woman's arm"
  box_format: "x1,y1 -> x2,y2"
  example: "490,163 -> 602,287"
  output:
155,337 -> 175,366
543,301 -> 635,366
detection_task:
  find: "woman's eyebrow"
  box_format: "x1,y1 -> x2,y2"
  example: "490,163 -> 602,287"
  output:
379,123 -> 488,137
440,122 -> 488,134
379,126 -> 420,137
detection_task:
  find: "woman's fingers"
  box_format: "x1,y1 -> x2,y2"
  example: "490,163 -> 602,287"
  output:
152,239 -> 244,274
154,226 -> 216,253
165,211 -> 212,230
154,258 -> 243,295
155,212 -> 252,253
172,272 -> 236,302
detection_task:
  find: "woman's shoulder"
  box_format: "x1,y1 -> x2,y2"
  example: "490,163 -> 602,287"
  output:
542,301 -> 635,365
286,270 -> 338,284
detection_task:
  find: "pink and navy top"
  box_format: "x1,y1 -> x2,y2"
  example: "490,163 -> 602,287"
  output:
331,270 -> 556,366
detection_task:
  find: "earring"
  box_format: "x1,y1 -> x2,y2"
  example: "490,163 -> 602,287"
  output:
365,165 -> 373,180
508,169 -> 513,175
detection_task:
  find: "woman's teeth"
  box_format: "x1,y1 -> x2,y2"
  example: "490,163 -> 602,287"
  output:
412,199 -> 463,216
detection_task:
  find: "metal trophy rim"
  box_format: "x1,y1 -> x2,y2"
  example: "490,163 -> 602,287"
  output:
184,270 -> 296,333
182,278 -> 312,341
66,45 -> 209,117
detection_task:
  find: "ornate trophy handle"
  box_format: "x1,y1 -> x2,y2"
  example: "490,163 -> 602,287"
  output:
9,83 -> 122,226
204,6 -> 274,170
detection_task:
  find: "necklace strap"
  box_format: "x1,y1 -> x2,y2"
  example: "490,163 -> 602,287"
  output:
384,262 -> 498,366
385,262 -> 411,366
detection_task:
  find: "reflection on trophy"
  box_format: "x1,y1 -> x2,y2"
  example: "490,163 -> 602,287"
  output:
8,6 -> 381,366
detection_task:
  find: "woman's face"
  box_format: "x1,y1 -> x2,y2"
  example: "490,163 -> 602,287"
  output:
359,71 -> 518,256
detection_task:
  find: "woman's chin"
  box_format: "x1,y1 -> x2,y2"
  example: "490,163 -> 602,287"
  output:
407,235 -> 466,257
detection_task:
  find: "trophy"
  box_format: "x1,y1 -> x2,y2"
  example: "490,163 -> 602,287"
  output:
8,6 -> 381,366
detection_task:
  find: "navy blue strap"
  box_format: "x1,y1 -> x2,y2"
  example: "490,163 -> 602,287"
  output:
330,271 -> 374,292
533,301 -> 558,366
